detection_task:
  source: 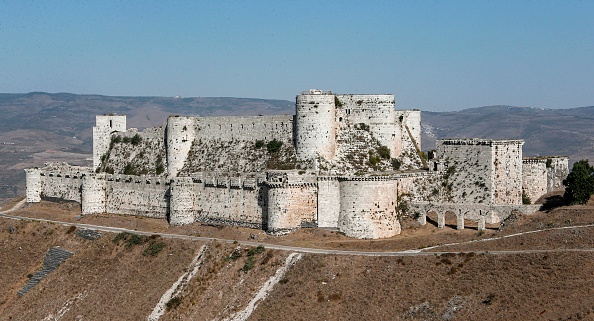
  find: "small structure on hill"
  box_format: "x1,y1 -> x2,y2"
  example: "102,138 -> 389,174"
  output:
25,89 -> 568,239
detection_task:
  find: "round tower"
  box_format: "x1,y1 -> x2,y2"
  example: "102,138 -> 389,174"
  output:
166,116 -> 196,177
25,168 -> 42,203
169,177 -> 195,225
338,178 -> 400,239
81,173 -> 107,215
295,90 -> 337,162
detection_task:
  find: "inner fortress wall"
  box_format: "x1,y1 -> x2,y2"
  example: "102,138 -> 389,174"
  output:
436,139 -> 524,205
167,115 -> 294,177
335,94 -> 398,157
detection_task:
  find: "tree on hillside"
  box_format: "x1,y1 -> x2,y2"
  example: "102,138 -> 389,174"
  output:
563,160 -> 594,205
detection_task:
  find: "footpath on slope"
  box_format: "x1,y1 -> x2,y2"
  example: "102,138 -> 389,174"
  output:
2,199 -> 594,256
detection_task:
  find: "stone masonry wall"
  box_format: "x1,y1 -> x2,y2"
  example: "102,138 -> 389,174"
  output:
547,157 -> 569,192
170,172 -> 269,229
522,159 -> 547,204
104,175 -> 169,219
316,177 -> 340,228
295,91 -> 337,162
93,115 -> 126,169
335,94 -> 397,158
39,171 -> 84,203
436,140 -> 494,204
25,169 -> 42,203
338,178 -> 400,239
492,141 -> 523,205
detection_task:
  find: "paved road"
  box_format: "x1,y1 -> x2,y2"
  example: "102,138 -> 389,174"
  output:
2,200 -> 594,257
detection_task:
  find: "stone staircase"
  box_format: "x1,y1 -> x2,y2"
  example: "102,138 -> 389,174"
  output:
18,247 -> 73,296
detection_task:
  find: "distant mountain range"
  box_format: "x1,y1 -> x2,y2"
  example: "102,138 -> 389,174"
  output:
0,92 -> 592,202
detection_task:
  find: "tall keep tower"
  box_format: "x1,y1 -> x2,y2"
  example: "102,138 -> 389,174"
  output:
93,115 -> 126,169
295,89 -> 337,162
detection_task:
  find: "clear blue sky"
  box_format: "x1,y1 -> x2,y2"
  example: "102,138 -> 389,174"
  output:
1,1 -> 593,111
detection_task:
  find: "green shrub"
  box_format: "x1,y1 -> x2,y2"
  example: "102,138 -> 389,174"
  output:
266,139 -> 283,154
522,190 -> 531,205
334,96 -> 343,107
247,245 -> 265,256
241,256 -> 256,273
391,159 -> 402,170
377,145 -> 390,159
124,163 -> 135,175
358,123 -> 370,131
130,134 -> 142,145
143,241 -> 166,256
122,136 -> 131,143
563,159 -> 594,205
255,140 -> 265,149
113,232 -> 148,248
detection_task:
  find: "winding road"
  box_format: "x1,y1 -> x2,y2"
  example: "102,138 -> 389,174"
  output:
2,199 -> 594,257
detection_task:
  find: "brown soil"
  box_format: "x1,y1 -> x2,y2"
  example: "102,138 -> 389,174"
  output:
3,199 -> 594,320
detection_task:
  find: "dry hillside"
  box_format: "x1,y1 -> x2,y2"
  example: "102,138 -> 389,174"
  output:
2,198 -> 594,320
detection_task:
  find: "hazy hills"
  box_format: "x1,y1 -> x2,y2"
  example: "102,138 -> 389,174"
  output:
0,92 -> 592,202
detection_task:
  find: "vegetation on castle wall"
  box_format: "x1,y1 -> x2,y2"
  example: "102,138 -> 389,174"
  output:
266,139 -> 283,154
100,131 -> 167,176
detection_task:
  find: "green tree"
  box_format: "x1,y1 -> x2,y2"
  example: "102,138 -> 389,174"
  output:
563,160 -> 594,205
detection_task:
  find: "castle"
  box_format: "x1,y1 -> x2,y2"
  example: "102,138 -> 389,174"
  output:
24,90 -> 569,239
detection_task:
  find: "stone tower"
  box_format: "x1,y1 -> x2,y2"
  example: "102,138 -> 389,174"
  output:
93,115 -> 126,170
295,89 -> 337,163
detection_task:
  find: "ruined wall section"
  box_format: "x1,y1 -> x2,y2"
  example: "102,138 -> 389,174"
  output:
492,141 -> 523,205
93,115 -> 126,170
337,178 -> 400,239
266,172 -> 318,233
522,159 -> 547,204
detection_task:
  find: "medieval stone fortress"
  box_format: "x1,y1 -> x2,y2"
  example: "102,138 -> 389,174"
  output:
24,89 -> 568,239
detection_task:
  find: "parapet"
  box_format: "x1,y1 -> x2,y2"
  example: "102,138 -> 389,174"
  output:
438,138 -> 524,146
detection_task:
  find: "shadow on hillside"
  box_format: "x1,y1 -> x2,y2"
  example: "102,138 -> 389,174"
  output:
539,195 -> 566,212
